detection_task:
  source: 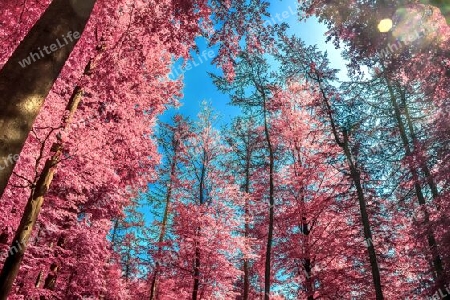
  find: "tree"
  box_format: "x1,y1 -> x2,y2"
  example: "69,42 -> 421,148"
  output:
276,36 -> 386,299
0,0 -> 272,199
223,116 -> 262,299
212,51 -> 279,299
148,115 -> 190,300
0,0 -> 97,199
155,103 -> 243,299
269,82 -> 363,299
0,83 -> 84,297
338,69 -> 449,297
0,2 -> 184,295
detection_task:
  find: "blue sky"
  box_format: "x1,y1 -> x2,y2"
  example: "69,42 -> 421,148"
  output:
159,0 -> 348,126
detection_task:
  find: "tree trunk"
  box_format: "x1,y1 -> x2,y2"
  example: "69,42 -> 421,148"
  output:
386,82 -> 445,285
243,154 -> 251,300
64,271 -> 75,298
193,151 -> 206,300
0,0 -> 97,199
192,228 -> 201,300
397,86 -> 440,200
0,86 -> 83,299
35,270 -> 43,288
111,219 -> 119,247
263,95 -> 274,300
293,140 -> 314,300
318,82 -> 384,299
301,218 -> 314,300
342,130 -> 384,300
125,243 -> 131,282
150,153 -> 178,300
43,263 -> 58,290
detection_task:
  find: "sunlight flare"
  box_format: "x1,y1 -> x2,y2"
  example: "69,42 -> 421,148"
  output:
378,18 -> 393,32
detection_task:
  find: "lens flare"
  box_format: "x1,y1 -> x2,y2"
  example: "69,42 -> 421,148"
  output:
378,19 -> 393,32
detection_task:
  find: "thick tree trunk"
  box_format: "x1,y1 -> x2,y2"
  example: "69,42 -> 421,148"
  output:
0,87 -> 83,299
0,0 -> 97,199
0,232 -> 8,245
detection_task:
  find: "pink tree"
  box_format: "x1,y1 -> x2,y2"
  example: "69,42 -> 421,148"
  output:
0,1 -> 185,295
158,104 -> 244,299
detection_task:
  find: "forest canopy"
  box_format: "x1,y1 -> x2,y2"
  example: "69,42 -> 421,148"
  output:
0,0 -> 449,299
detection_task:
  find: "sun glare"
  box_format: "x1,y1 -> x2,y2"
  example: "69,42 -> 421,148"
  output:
378,18 -> 393,32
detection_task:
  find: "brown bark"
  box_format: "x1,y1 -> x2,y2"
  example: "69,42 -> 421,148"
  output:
0,86 -> 83,299
0,0 -> 97,199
